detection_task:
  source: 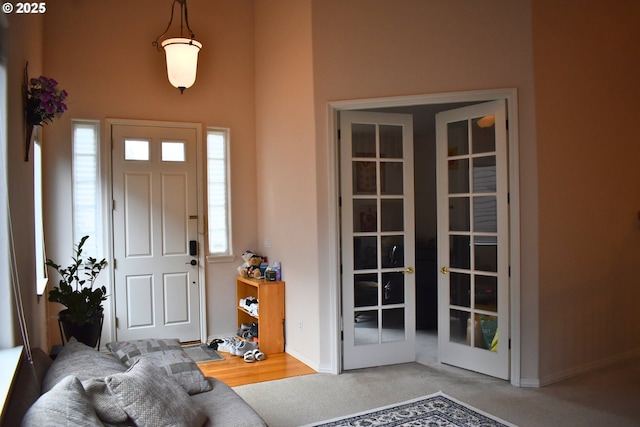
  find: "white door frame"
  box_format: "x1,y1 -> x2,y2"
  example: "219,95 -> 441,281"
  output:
103,118 -> 207,344
328,88 -> 521,386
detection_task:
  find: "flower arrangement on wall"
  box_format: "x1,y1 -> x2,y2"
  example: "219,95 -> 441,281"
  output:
23,63 -> 68,160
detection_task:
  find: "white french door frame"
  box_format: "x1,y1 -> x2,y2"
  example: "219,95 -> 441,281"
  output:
327,88 -> 521,386
101,118 -> 207,345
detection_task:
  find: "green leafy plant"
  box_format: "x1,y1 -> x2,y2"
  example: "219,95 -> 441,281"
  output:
47,236 -> 108,325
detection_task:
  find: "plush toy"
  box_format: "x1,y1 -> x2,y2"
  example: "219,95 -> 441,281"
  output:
245,255 -> 263,278
238,251 -> 263,278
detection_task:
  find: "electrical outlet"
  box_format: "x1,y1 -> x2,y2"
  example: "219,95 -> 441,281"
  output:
264,237 -> 271,248
299,321 -> 303,332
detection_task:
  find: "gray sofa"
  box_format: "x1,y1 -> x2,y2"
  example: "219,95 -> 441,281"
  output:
4,338 -> 266,427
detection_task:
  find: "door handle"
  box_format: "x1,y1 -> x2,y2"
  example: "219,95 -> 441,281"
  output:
440,266 -> 449,275
186,259 -> 197,266
403,267 -> 414,274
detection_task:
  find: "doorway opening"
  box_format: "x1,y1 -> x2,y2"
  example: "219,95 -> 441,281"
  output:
331,89 -> 521,385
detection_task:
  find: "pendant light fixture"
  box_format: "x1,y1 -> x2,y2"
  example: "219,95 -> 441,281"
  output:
153,0 -> 202,94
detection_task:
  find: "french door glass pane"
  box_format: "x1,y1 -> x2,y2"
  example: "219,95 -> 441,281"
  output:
352,124 -> 376,157
380,125 -> 403,159
475,314 -> 498,351
354,273 -> 378,307
353,199 -> 377,232
353,161 -> 377,195
474,235 -> 497,272
447,120 -> 469,156
381,235 -> 404,268
472,117 -> 496,153
473,156 -> 496,192
449,197 -> 470,231
382,308 -> 405,342
381,199 -> 403,231
380,162 -> 403,195
448,159 -> 469,194
382,272 -> 404,305
473,196 -> 497,232
475,275 -> 497,312
354,236 -> 377,270
450,272 -> 471,307
450,235 -> 470,269
354,310 -> 378,345
450,309 -> 470,344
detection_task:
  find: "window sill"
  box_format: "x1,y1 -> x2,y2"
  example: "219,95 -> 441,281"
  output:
0,346 -> 23,419
36,277 -> 48,296
206,254 -> 237,264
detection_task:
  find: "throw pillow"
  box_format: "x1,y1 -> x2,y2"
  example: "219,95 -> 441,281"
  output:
105,357 -> 208,427
21,375 -> 105,427
106,338 -> 211,395
42,337 -> 127,393
81,378 -> 129,425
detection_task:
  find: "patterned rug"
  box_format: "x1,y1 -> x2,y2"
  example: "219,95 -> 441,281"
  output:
304,391 -> 517,427
182,343 -> 224,362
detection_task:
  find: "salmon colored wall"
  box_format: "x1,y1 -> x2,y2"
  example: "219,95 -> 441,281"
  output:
309,0 -> 539,377
532,0 -> 640,384
254,1 -> 319,365
5,13 -> 48,351
39,0 -> 257,346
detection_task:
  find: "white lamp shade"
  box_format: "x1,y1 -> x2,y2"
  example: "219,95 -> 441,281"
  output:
161,38 -> 202,90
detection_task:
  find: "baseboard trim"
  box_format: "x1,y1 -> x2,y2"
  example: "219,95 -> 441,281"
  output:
539,348 -> 640,387
284,345 -> 320,372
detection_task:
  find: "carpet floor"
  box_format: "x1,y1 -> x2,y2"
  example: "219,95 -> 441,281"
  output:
234,355 -> 640,427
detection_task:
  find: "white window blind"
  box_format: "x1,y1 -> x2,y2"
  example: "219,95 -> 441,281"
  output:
72,121 -> 102,257
206,128 -> 231,256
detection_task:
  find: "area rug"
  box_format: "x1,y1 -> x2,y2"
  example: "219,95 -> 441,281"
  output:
182,343 -> 224,363
303,391 -> 517,427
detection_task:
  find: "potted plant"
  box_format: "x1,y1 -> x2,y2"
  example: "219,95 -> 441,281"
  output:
47,235 -> 108,348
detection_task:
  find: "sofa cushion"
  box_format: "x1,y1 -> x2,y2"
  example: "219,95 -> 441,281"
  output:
81,377 -> 129,425
192,378 -> 267,427
21,375 -> 105,427
42,337 -> 127,393
106,357 -> 208,427
106,338 -> 211,395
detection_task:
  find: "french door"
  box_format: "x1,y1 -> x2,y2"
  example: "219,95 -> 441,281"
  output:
111,122 -> 202,342
436,100 -> 510,379
340,111 -> 416,370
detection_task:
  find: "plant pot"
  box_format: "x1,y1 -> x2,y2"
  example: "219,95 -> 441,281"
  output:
58,309 -> 104,349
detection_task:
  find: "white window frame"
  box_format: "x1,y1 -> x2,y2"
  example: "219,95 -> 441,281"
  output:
72,120 -> 103,257
206,127 -> 233,261
33,133 -> 47,295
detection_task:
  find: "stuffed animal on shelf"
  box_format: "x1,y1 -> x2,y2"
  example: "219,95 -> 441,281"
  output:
238,251 -> 263,278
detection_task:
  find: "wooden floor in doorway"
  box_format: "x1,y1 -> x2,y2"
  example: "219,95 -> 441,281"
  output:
197,351 -> 316,387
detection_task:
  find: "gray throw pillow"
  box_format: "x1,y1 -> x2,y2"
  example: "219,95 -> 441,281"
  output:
81,378 -> 129,425
105,357 -> 208,427
42,337 -> 127,393
106,338 -> 211,395
21,375 -> 105,427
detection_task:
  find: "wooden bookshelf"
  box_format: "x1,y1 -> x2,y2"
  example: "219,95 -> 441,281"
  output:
236,276 -> 285,355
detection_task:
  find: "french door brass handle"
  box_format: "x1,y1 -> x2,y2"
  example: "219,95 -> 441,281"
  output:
440,266 -> 449,275
403,267 -> 414,274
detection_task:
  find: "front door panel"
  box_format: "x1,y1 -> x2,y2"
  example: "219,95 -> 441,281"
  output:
112,123 -> 200,342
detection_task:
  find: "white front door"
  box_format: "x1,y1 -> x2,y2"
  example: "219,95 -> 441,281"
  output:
436,100 -> 510,379
111,122 -> 202,342
340,111 -> 416,370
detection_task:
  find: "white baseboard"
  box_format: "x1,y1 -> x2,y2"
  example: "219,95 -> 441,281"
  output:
538,348 -> 640,387
284,345 -> 320,372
